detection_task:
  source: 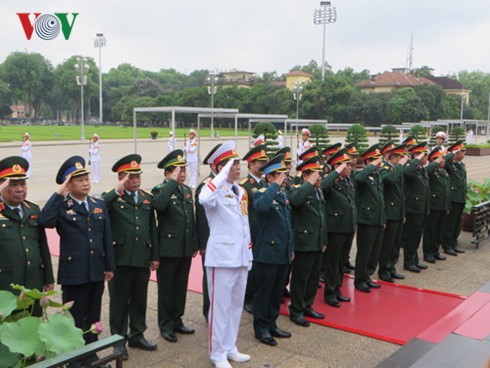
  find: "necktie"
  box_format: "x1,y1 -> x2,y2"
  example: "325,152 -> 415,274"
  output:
13,207 -> 22,220
83,202 -> 89,212
129,192 -> 136,204
231,185 -> 239,196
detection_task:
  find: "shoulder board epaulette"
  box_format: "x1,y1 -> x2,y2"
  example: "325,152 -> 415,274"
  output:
239,177 -> 248,185
154,184 -> 162,189
104,187 -> 113,194
296,172 -> 302,177
182,184 -> 190,189
23,199 -> 38,208
293,184 -> 301,188
381,164 -> 390,170
140,189 -> 153,197
88,196 -> 98,203
203,177 -> 212,184
258,187 -> 267,193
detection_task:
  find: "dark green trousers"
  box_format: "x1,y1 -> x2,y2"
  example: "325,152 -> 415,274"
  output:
423,210 -> 447,258
252,262 -> 289,335
355,224 -> 384,284
324,232 -> 353,300
378,220 -> 403,277
156,257 -> 192,334
289,251 -> 322,317
403,213 -> 426,268
109,266 -> 151,341
442,202 -> 464,250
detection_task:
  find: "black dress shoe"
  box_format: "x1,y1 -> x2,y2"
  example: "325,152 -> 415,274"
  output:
270,328 -> 291,338
454,247 -> 465,254
444,249 -> 458,256
379,274 -> 394,283
416,263 -> 428,270
346,262 -> 356,270
342,267 -> 351,274
174,325 -> 195,334
390,272 -> 405,279
128,338 -> 157,351
161,331 -> 177,343
255,333 -> 277,346
434,254 -> 447,260
337,294 -> 351,302
283,288 -> 290,297
367,281 -> 381,289
290,315 -> 310,327
355,283 -> 371,293
244,303 -> 254,314
113,345 -> 128,361
424,257 -> 436,264
405,265 -> 421,273
325,297 -> 340,308
304,309 -> 325,319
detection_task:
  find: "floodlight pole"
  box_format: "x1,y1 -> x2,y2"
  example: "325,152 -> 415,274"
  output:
75,57 -> 89,141
207,73 -> 219,137
94,33 -> 106,125
314,1 -> 337,80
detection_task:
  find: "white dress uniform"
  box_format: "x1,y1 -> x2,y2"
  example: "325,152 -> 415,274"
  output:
199,145 -> 253,366
277,133 -> 284,149
89,138 -> 101,183
186,136 -> 199,188
21,138 -> 32,176
297,140 -> 313,164
167,134 -> 175,153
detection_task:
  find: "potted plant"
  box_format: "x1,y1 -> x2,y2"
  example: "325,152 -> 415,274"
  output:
462,178 -> 490,231
0,284 -> 96,367
150,131 -> 158,140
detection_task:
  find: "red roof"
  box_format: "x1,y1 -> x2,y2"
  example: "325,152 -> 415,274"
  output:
358,72 -> 436,88
425,76 -> 464,90
286,70 -> 312,77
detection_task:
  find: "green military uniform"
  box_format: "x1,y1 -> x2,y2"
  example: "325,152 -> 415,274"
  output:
354,144 -> 385,291
240,145 -> 269,310
423,147 -> 451,260
288,156 -> 326,320
321,149 -> 357,305
442,142 -> 467,252
0,156 -> 55,315
102,154 -> 158,349
252,155 -> 294,344
152,150 -> 197,338
403,143 -> 439,270
378,144 -> 408,281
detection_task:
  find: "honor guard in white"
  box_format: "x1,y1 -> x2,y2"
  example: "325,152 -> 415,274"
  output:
21,132 -> 32,176
89,134 -> 102,183
185,129 -> 198,188
168,131 -> 175,153
199,140 -> 253,368
277,130 -> 284,148
433,131 -> 448,154
297,128 -> 313,164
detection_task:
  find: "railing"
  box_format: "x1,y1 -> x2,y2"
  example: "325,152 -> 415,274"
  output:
471,201 -> 490,248
31,335 -> 125,368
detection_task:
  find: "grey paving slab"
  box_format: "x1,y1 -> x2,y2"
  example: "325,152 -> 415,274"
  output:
455,339 -> 490,368
477,280 -> 490,294
376,338 -> 436,368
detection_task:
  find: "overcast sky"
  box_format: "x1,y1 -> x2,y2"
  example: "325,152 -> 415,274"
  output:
1,0 -> 489,77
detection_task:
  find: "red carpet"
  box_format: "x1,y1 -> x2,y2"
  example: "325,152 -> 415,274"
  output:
46,229 -> 468,345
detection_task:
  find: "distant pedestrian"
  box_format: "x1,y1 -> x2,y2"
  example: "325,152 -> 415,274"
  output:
21,133 -> 32,176
168,131 -> 175,153
399,129 -> 404,144
277,130 -> 284,148
466,129 -> 473,144
89,134 -> 101,183
185,129 -> 198,188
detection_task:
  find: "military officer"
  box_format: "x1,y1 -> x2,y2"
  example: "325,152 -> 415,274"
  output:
273,147 -> 294,192
422,147 -> 451,262
402,143 -> 439,273
354,144 -> 385,293
380,141 -> 395,162
239,144 -> 269,313
377,144 -> 409,283
320,149 -> 354,307
297,128 -> 313,163
322,143 -> 342,175
288,155 -> 326,326
433,131 -> 448,153
442,141 -> 467,254
253,154 -> 294,346
195,143 -> 222,322
185,129 -> 199,188
102,154 -> 159,359
152,149 -> 197,343
293,146 -> 319,185
0,157 -> 54,308
199,141 -> 253,368
40,156 -> 115,346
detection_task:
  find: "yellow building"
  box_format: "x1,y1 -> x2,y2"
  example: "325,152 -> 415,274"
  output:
286,70 -> 312,91
219,71 -> 256,88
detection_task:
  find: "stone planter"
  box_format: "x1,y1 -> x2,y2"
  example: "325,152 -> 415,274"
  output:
465,147 -> 490,156
462,210 -> 475,232
150,131 -> 158,140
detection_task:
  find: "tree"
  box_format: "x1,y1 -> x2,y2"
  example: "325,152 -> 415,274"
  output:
449,126 -> 465,144
308,124 -> 330,151
386,88 -> 428,124
379,125 -> 398,145
0,79 -> 12,118
252,122 -> 278,156
1,52 -> 53,118
410,124 -> 427,141
345,124 -> 369,153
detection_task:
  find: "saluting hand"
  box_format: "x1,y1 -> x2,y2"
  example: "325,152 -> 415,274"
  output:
0,178 -> 10,193
306,171 -> 320,186
58,174 -> 72,197
222,159 -> 234,176
170,166 -> 181,181
372,158 -> 383,168
273,172 -> 287,186
415,153 -> 425,161
335,163 -> 347,174
399,156 -> 409,166
115,173 -> 129,193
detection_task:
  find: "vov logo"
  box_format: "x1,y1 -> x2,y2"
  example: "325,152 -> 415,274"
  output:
17,13 -> 79,40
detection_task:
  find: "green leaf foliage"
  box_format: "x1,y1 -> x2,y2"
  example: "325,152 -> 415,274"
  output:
38,314 -> 84,355
0,343 -> 19,368
410,124 -> 427,141
0,317 -> 45,357
0,292 -> 17,321
345,124 -> 369,152
308,124 -> 330,151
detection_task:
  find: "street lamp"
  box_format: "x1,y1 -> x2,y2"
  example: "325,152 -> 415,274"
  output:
293,81 -> 303,121
207,73 -> 219,137
94,33 -> 106,125
75,57 -> 89,141
313,1 -> 337,80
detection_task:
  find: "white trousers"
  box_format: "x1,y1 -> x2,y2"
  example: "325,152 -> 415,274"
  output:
207,266 -> 247,363
188,161 -> 198,188
92,161 -> 101,182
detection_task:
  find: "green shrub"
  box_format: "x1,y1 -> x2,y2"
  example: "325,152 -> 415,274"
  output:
309,124 -> 330,152
410,124 -> 427,141
252,122 -> 278,156
379,125 -> 398,145
449,126 -> 465,144
345,124 -> 369,153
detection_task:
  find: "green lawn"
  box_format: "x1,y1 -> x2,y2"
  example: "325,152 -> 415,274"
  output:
0,125 -> 249,142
